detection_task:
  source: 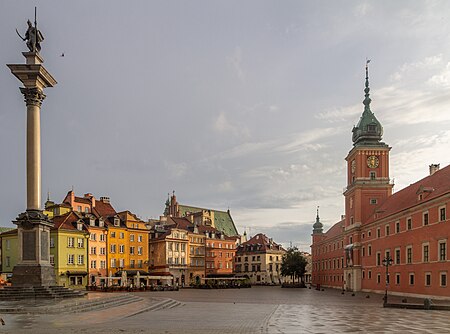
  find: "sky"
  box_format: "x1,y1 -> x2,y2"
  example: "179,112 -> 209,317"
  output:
1,1 -> 450,252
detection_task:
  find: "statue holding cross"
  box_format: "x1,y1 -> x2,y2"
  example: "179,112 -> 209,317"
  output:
16,8 -> 44,52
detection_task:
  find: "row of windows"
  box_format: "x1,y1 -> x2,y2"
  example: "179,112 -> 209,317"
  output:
235,263 -> 279,272
109,232 -> 144,242
313,240 -> 344,256
89,260 -> 107,269
167,242 -> 187,251
109,258 -> 143,268
206,242 -> 233,249
314,271 -> 448,288
110,244 -> 144,255
63,237 -> 85,248
365,271 -> 448,287
207,251 -> 233,258
235,255 -> 280,262
89,233 -> 107,241
67,254 -> 84,265
90,247 -> 107,255
368,241 -> 447,265
361,207 -> 447,241
314,257 -> 345,271
168,257 -> 187,265
206,261 -> 232,269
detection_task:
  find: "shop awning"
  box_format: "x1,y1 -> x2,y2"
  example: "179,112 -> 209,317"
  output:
66,271 -> 88,276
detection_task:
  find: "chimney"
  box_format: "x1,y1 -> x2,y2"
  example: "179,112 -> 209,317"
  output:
100,196 -> 110,204
429,164 -> 440,176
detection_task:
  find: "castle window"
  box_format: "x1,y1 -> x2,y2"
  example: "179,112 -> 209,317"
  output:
395,221 -> 400,233
441,272 -> 447,287
407,218 -> 412,230
395,248 -> 401,264
439,241 -> 447,261
406,246 -> 412,264
368,124 -> 377,132
385,225 -> 390,236
396,273 -> 400,285
409,273 -> 415,285
370,172 -> 376,180
425,273 -> 431,286
423,212 -> 429,226
370,198 -> 377,205
423,244 -> 429,263
440,207 -> 446,222
377,228 -> 381,238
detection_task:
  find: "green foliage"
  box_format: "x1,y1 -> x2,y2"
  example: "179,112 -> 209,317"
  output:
281,247 -> 307,283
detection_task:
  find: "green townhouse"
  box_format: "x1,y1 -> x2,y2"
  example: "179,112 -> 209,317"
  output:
0,228 -> 18,282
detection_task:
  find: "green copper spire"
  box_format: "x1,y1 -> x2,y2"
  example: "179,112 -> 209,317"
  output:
312,206 -> 323,234
352,60 -> 384,146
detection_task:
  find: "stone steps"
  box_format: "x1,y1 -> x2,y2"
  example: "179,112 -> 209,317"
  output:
0,293 -> 143,314
0,285 -> 85,300
124,298 -> 183,317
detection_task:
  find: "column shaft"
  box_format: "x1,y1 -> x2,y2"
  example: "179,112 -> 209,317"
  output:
27,104 -> 41,210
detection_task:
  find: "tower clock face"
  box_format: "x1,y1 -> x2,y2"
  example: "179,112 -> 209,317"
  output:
351,160 -> 356,174
367,155 -> 379,168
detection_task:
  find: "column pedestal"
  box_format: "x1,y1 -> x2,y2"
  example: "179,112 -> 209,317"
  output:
12,210 -> 56,287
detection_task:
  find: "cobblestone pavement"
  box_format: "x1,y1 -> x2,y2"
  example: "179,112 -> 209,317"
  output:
2,286 -> 450,333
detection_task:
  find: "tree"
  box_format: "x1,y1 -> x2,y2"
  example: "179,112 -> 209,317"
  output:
281,247 -> 307,285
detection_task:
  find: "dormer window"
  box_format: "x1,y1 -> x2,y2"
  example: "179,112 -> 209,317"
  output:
114,218 -> 120,227
99,218 -> 104,227
89,218 -> 95,226
77,222 -> 83,231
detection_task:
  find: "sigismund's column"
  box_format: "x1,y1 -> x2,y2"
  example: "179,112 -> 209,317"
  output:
7,19 -> 57,287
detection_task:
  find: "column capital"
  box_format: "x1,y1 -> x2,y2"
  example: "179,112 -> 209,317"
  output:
20,87 -> 46,107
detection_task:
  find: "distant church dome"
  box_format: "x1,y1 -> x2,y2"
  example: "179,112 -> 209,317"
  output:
312,206 -> 323,234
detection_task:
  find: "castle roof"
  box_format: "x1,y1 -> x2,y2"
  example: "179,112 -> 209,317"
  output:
366,164 -> 450,224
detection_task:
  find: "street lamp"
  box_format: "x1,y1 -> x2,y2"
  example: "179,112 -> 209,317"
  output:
382,256 -> 393,306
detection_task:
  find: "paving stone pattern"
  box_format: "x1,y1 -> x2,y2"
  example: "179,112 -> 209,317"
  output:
2,287 -> 450,333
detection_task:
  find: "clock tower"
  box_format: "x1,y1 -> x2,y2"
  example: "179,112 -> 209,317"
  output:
343,61 -> 393,291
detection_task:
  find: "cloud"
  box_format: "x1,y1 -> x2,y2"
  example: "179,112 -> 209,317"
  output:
164,161 -> 188,178
213,111 -> 251,139
315,56 -> 450,127
427,61 -> 450,89
218,180 -> 233,193
227,46 -> 245,82
353,2 -> 373,18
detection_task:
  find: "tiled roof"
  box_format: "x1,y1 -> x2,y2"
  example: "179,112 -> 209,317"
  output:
170,217 -> 194,231
238,233 -> 284,252
52,211 -> 86,231
0,228 -> 17,236
0,227 -> 15,234
366,164 -> 450,224
322,220 -> 344,239
178,204 -> 239,236
74,196 -> 91,205
93,200 -> 117,217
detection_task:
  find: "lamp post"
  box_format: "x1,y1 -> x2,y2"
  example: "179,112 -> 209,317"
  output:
382,256 -> 393,306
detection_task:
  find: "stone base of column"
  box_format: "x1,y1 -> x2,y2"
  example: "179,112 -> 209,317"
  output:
12,263 -> 56,287
12,209 -> 56,287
